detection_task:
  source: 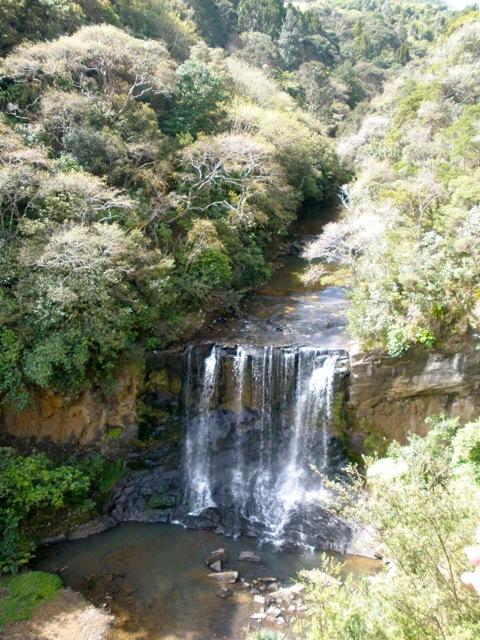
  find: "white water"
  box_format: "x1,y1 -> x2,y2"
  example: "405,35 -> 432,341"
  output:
184,345 -> 220,514
183,344 -> 340,544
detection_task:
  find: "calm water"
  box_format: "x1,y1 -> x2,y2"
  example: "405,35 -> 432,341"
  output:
35,522 -> 378,640
201,206 -> 351,349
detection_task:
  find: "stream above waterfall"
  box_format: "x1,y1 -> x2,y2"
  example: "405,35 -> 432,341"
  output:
200,205 -> 351,349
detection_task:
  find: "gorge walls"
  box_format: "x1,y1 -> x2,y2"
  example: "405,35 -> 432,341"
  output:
0,366 -> 140,445
348,348 -> 480,444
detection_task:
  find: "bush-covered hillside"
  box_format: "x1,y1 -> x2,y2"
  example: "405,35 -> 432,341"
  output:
0,5 -> 345,407
305,13 -> 480,355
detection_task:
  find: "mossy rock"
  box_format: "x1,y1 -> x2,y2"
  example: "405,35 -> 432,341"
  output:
147,491 -> 176,509
149,369 -> 182,397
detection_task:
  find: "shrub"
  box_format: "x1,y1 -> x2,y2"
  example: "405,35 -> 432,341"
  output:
0,450 -> 124,573
299,417 -> 480,640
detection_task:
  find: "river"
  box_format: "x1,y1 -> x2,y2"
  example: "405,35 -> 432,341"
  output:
35,204 -> 374,640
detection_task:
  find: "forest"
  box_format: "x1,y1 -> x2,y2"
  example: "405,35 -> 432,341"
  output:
1,1 -> 480,639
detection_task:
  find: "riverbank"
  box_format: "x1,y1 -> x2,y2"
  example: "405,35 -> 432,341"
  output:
3,587 -> 112,640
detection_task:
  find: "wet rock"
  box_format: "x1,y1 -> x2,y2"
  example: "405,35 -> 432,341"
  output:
239,550 -> 262,563
68,516 -> 116,540
210,560 -> 222,572
269,583 -> 305,602
257,577 -> 277,584
205,548 -> 227,567
207,571 -> 238,584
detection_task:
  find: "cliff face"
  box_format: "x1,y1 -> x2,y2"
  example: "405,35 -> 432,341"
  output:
2,345 -> 480,449
348,349 -> 480,443
0,367 -> 139,445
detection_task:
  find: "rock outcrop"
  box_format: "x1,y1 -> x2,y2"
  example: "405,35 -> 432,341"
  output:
348,348 -> 480,443
0,366 -> 139,445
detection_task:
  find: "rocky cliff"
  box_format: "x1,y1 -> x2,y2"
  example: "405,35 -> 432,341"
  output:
0,366 -> 140,445
348,348 -> 480,444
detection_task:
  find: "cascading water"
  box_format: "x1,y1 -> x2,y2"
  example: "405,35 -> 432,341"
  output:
183,345 -> 220,514
182,344 -> 346,548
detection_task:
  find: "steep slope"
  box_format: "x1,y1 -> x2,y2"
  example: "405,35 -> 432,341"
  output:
306,13 -> 480,356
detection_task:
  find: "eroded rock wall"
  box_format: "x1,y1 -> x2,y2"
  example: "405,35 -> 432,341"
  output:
0,366 -> 140,445
348,348 -> 480,443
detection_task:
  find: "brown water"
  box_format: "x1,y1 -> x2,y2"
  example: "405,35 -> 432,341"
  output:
202,206 -> 351,349
35,522 -> 379,640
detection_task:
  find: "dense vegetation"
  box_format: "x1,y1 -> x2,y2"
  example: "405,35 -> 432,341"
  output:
298,415 -> 480,639
305,11 -> 480,355
0,19 -> 341,409
0,448 -> 123,572
0,0 -> 458,405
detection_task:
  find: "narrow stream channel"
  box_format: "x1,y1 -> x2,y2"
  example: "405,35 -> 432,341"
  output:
35,204 -> 373,640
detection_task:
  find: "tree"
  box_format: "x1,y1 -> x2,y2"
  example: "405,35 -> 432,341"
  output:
278,5 -> 304,70
237,31 -> 280,72
188,0 -> 237,47
0,0 -> 83,56
237,0 -> 285,39
298,416 -> 480,640
177,132 -> 294,228
163,59 -> 231,137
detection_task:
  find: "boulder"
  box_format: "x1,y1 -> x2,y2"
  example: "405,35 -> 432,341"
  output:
210,560 -> 222,572
266,606 -> 282,618
205,548 -> 227,567
250,612 -> 267,621
207,571 -> 238,584
239,550 -> 262,563
269,583 -> 305,602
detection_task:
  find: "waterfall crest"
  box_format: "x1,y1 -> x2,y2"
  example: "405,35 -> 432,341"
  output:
182,344 -> 346,547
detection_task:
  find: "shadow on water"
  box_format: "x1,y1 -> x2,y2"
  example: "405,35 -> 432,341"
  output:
34,522 -> 379,640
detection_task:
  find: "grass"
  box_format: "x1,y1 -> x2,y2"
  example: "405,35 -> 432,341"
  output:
0,571 -> 62,628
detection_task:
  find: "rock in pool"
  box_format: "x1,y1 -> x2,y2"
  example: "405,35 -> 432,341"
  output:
239,550 -> 262,563
207,571 -> 238,584
205,548 -> 227,567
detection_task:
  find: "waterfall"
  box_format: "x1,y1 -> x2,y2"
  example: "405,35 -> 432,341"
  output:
182,344 -> 344,547
183,345 -> 220,515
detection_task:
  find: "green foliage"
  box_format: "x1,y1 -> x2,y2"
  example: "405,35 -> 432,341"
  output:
341,20 -> 480,352
189,0 -> 237,48
0,571 -> 62,628
237,0 -> 286,38
0,449 -> 123,573
299,416 -> 480,640
0,450 -> 92,573
0,0 -> 83,56
278,5 -> 304,70
163,60 -> 231,137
